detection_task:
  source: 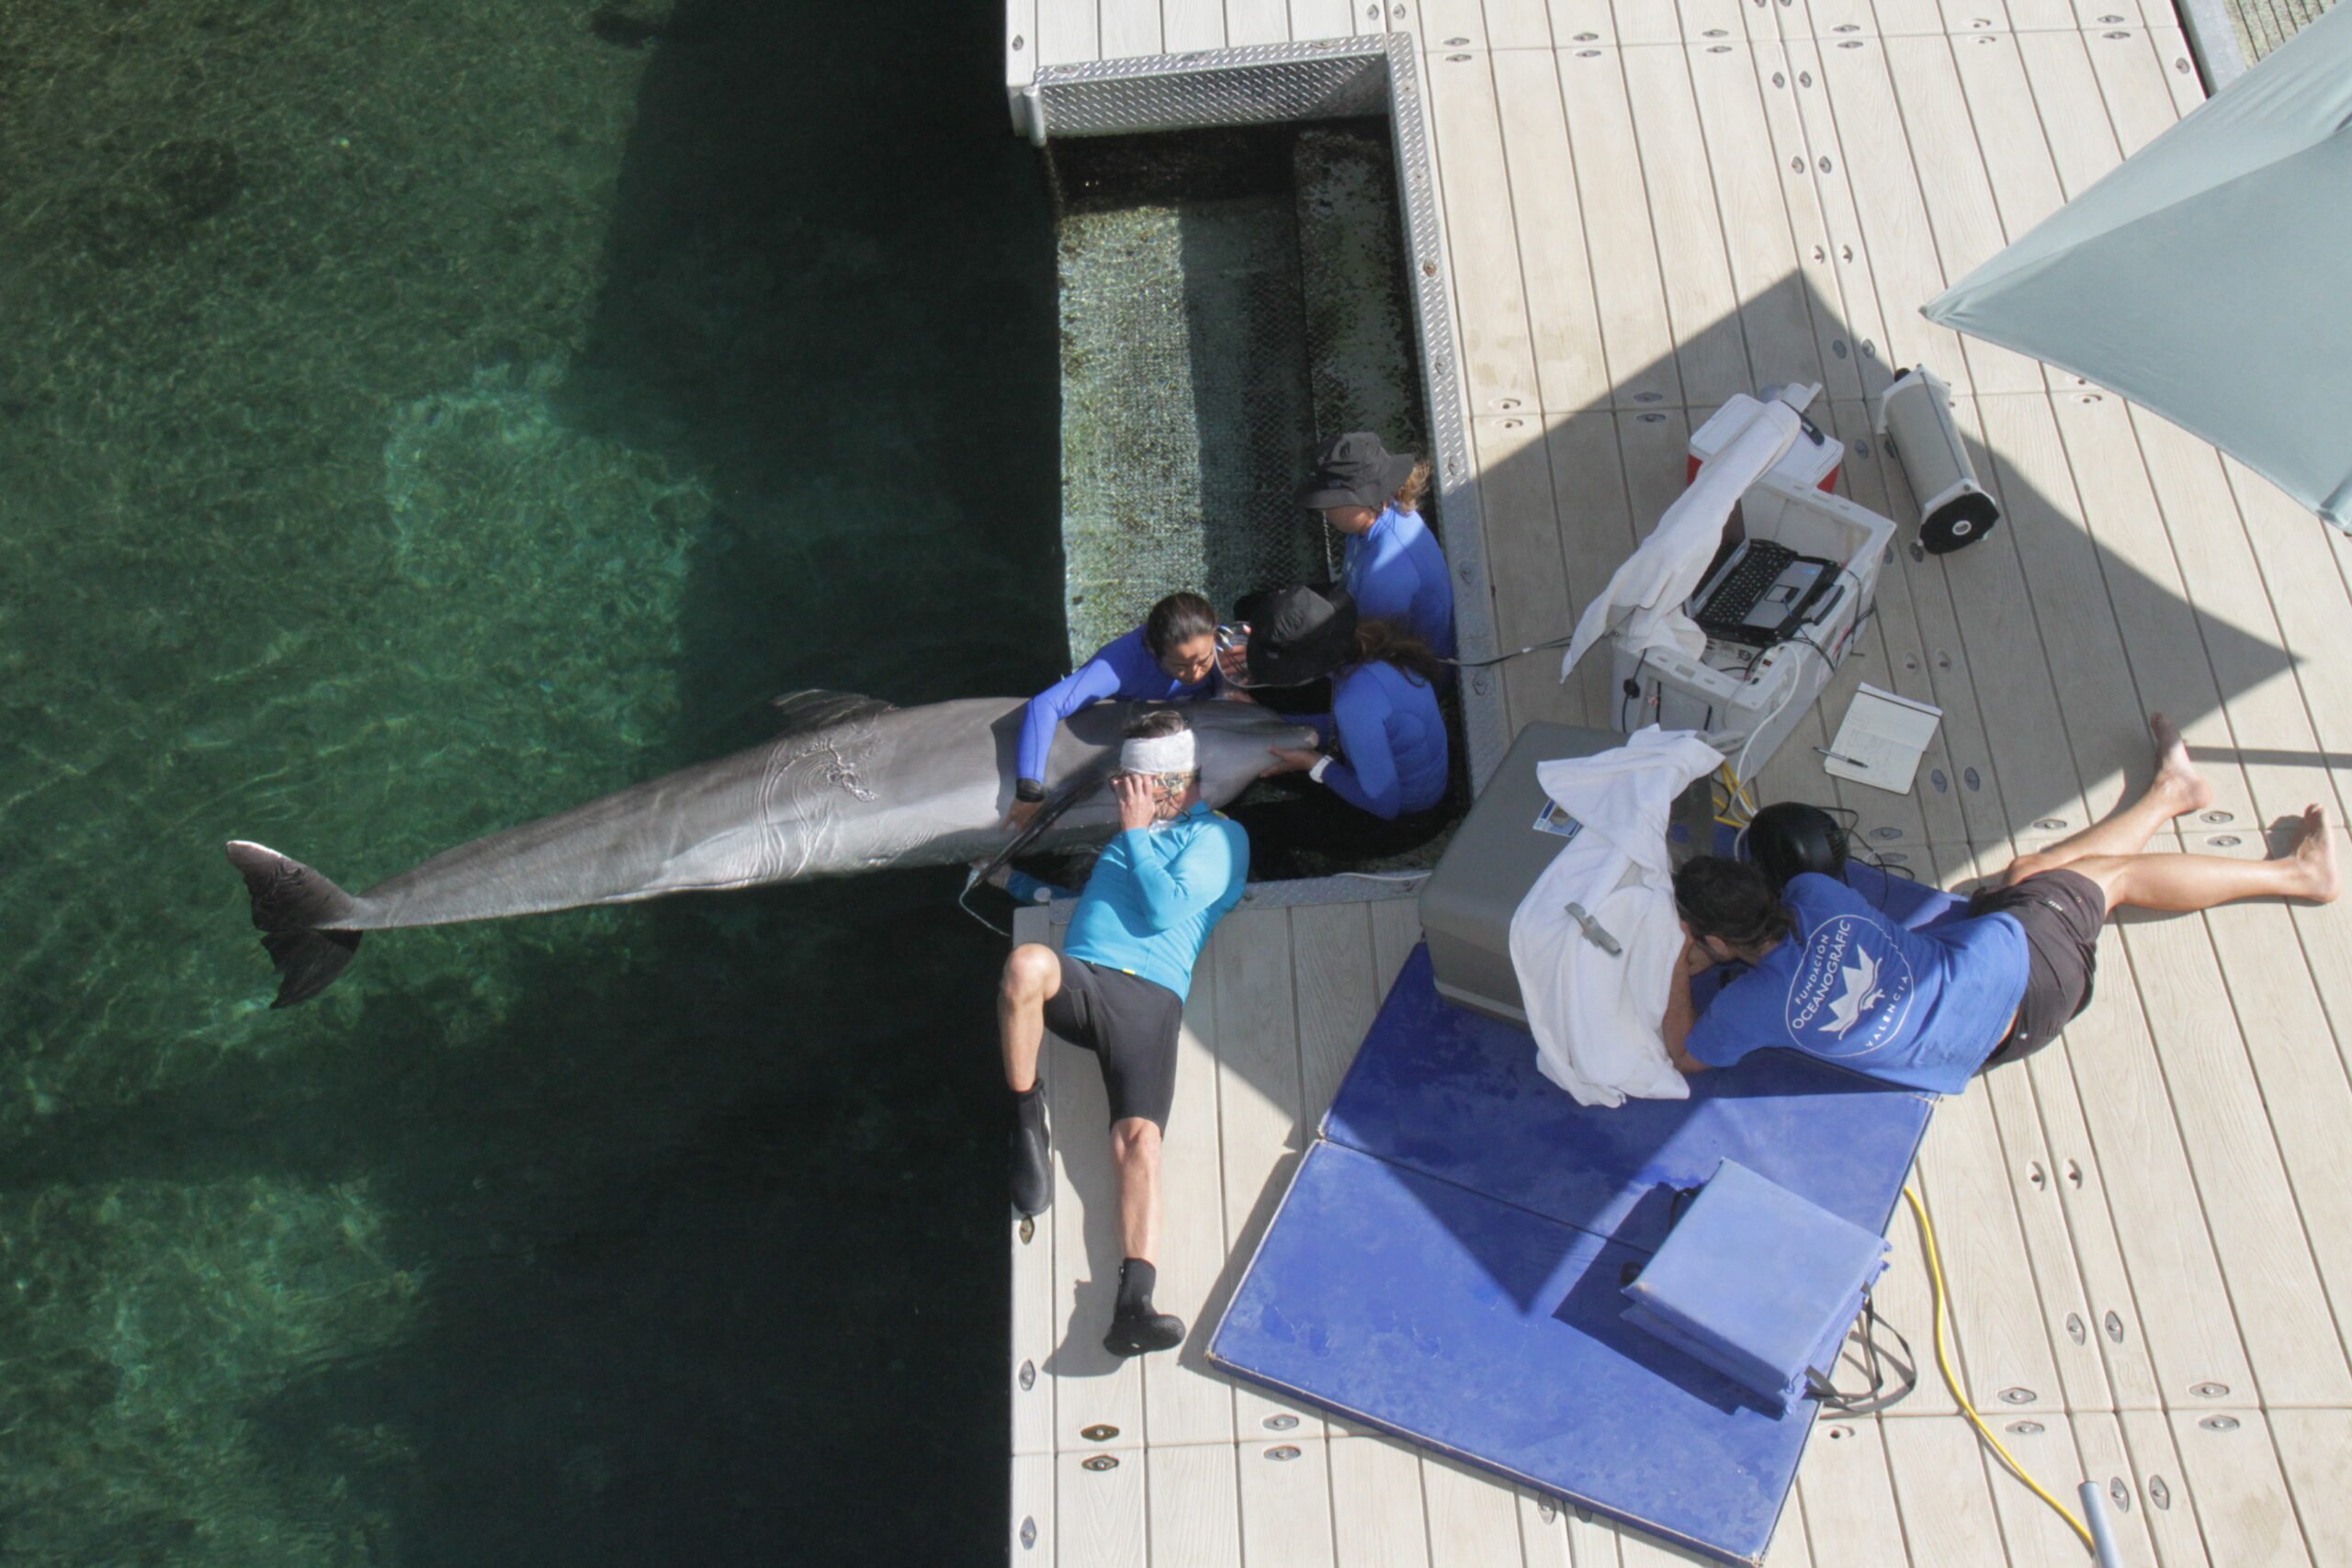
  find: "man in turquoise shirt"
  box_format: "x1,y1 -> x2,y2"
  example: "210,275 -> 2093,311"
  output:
995,710 -> 1250,1357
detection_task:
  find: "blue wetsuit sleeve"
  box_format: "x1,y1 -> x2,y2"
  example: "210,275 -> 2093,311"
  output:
1319,677 -> 1404,819
1016,653 -> 1125,789
1117,823 -> 1246,932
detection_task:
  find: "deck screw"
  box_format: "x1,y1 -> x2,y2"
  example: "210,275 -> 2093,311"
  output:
1081,1424 -> 1120,1443
2065,1160 -> 2082,1189
1999,1387 -> 2038,1404
1880,851 -> 1909,864
1703,28 -> 1727,37
1267,1445 -> 1302,1461
1774,71 -> 1787,86
2034,818 -> 2065,831
1263,1413 -> 1299,1431
1930,770 -> 1949,793
2065,1314 -> 2086,1345
1574,31 -> 1598,40
1082,1454 -> 1120,1472
2029,1161 -> 2045,1188
1826,1425 -> 1855,1439
1818,155 -> 1833,173
1019,1359 -> 1036,1391
1792,156 -> 1806,173
1019,1215 -> 1035,1245
1800,70 -> 1814,86
1872,826 -> 1903,840
2149,1475 -> 2171,1509
1963,767 -> 1981,790
1012,34 -> 1025,50
1021,1516 -> 1037,1550
2210,834 -> 2242,848
2109,1478 -> 2132,1510
2105,1312 -> 2125,1344
1634,389 -> 1663,402
2191,1382 -> 2231,1399
2008,1419 -> 2044,1435
2199,1415 -> 2239,1431
1577,48 -> 1600,58
1540,1499 -> 1559,1523
2200,809 -> 2233,824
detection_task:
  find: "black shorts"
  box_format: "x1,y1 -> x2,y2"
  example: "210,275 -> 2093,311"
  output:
1968,867 -> 2107,1070
1043,956 -> 1184,1130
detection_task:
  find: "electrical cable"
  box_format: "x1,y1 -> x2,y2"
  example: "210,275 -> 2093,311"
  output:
1904,1186 -> 2097,1554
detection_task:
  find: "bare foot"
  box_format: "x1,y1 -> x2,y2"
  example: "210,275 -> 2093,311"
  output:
2149,713 -> 2214,815
2286,805 -> 2340,903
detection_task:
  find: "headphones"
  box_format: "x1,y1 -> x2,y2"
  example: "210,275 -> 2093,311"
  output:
1741,801 -> 1852,893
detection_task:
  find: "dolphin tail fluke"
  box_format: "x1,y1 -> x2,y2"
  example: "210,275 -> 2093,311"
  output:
224,840 -> 365,1008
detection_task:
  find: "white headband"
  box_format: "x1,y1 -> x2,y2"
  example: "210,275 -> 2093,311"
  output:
1119,729 -> 1197,776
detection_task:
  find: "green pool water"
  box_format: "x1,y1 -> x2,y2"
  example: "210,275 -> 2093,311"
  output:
0,3 -> 1054,1562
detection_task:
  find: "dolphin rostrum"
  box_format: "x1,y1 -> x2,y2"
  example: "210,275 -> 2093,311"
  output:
225,691 -> 1313,1008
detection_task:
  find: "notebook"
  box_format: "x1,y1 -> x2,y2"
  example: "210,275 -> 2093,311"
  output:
1822,684 -> 1941,794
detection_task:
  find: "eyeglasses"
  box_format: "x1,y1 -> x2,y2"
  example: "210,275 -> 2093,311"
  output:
1115,771 -> 1196,792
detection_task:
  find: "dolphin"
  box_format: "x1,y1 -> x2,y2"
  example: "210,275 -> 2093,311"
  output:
225,691 -> 1313,1008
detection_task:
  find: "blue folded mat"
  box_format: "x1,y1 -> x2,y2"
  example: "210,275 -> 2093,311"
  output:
1210,943 -> 1933,1566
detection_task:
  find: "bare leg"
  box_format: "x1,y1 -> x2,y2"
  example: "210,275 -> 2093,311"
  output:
998,943 -> 1064,1093
2002,714 -> 2213,885
1110,1118 -> 1162,1265
2064,805 -> 2340,914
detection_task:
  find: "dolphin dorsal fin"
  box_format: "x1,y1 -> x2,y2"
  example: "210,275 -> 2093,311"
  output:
769,690 -> 896,733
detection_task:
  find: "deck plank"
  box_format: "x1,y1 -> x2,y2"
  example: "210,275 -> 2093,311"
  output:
1880,1413 -> 2050,1568
1329,1436 -> 1435,1568
1621,43 -> 1753,409
2166,1412 -> 2314,1567
1013,908 -> 1061,1461
1036,0 -> 1101,65
1422,1453 -> 1530,1568
2224,458 -> 2352,830
1101,0 -> 1164,60
1368,895 -> 1423,992
1747,42 -> 1869,404
1225,0 -> 1292,45
1873,34 -> 2046,395
1289,0 -> 1359,43
1541,410 -> 1645,730
1809,37 -> 1979,398
1046,930 -> 1148,1450
1014,1450 -> 1058,1567
1146,958 -> 1238,1448
1238,1435 -> 1339,1565
1684,40 -> 1827,392
1553,46 -> 1684,411
1484,0 -> 1557,50
1160,0 -> 1226,51
1973,1061 -> 2117,1414
1146,1444 -> 1243,1568
1472,414 -> 1580,735
1489,47 -> 1611,413
2115,1408 -> 2218,1568
1794,1419 -> 1909,1568
1060,1445 -> 1148,1567
1291,901 -> 1383,1122
2269,1409 -> 2352,1568
1778,35 -> 1905,404
1427,51 -> 1542,416
2117,906 -> 2352,1408
2083,28 -> 2182,158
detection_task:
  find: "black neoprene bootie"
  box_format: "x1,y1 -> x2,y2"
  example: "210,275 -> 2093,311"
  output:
1103,1258 -> 1184,1358
1010,1083 -> 1052,1217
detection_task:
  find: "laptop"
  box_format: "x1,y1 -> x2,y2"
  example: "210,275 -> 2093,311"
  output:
1691,538 -> 1839,649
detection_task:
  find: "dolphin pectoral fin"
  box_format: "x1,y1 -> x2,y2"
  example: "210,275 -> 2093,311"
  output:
225,840 -> 366,1006
767,690 -> 897,733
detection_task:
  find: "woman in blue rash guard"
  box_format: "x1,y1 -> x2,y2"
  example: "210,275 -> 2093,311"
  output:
1296,432 -> 1455,661
1224,583 -> 1450,874
1005,592 -> 1221,833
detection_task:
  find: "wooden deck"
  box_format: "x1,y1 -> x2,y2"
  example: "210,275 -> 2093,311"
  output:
1006,3 -> 2352,1563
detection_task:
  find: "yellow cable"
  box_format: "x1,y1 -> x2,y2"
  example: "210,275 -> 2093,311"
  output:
1903,1187 -> 2096,1554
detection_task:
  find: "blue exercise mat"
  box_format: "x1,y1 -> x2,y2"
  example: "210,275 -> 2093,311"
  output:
1209,943 -> 1936,1565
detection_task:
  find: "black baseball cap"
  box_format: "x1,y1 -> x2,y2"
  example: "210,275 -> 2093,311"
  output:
1296,432 -> 1418,513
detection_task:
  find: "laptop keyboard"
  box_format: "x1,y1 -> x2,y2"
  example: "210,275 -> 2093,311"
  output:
1695,539 -> 1799,629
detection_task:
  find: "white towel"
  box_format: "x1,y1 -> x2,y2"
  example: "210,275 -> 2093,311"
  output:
1558,400 -> 1802,682
1508,728 -> 1724,1107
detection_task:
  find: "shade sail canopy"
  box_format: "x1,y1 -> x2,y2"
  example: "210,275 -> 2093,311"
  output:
1923,4 -> 2352,528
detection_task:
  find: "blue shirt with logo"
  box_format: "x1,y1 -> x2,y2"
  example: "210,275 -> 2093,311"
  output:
1343,504 -> 1456,660
1016,626 -> 1220,791
1064,802 -> 1250,1000
1685,873 -> 2030,1094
